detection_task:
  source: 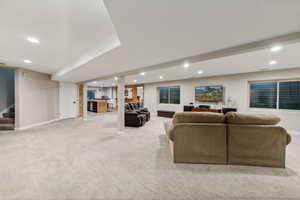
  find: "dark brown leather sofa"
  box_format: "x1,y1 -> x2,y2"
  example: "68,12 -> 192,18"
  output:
125,103 -> 150,127
128,102 -> 150,121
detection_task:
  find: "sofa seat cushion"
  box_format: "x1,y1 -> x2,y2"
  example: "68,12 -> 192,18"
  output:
225,112 -> 280,125
173,112 -> 225,125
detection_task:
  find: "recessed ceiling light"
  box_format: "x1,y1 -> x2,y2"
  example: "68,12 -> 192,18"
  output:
271,45 -> 282,52
114,77 -> 118,80
269,60 -> 277,65
159,76 -> 164,79
27,37 -> 40,44
184,62 -> 190,68
133,80 -> 137,83
93,81 -> 97,84
197,70 -> 203,74
140,72 -> 145,76
24,59 -> 32,64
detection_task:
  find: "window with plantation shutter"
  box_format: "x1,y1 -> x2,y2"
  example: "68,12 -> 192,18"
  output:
250,82 -> 277,109
158,87 -> 180,104
279,81 -> 300,110
170,87 -> 180,104
159,88 -> 169,104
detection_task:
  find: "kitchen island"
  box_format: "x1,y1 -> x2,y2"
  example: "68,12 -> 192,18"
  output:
88,100 -> 108,113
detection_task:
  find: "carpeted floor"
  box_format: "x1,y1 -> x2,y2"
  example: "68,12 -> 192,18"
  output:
0,112 -> 300,200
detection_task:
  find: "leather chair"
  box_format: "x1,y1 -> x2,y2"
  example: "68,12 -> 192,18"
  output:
129,102 -> 151,121
125,104 -> 146,127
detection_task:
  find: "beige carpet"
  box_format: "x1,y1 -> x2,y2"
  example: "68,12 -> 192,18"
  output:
0,112 -> 300,200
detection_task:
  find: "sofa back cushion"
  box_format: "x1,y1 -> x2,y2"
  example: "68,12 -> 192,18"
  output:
125,104 -> 130,111
133,102 -> 139,110
225,112 -> 280,125
173,112 -> 225,124
128,103 -> 135,110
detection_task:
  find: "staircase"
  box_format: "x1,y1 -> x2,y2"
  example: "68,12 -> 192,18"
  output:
0,107 -> 15,131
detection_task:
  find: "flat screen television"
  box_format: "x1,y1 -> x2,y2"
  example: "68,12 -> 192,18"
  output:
195,85 -> 224,102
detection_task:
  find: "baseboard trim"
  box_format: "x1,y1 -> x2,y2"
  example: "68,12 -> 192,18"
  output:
16,118 -> 62,131
60,114 -> 77,120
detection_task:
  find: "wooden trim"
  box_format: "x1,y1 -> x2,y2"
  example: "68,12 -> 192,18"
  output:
78,84 -> 84,117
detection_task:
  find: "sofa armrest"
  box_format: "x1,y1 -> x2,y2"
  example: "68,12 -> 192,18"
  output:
137,110 -> 148,115
125,111 -> 140,120
125,110 -> 139,115
164,121 -> 175,140
287,134 -> 292,145
227,124 -> 289,168
140,108 -> 149,112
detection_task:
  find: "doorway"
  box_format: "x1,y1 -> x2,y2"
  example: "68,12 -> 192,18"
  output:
0,68 -> 15,130
59,82 -> 78,119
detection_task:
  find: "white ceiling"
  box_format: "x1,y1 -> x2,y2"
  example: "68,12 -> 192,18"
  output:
87,42 -> 300,87
57,0 -> 300,82
1,0 -> 300,82
0,0 -> 119,74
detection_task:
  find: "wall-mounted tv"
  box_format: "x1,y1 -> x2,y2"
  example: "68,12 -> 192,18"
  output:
195,85 -> 224,102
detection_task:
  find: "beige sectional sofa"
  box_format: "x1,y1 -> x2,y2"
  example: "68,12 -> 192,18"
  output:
164,112 -> 291,168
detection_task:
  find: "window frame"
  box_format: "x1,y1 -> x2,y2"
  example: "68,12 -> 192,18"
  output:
158,86 -> 181,105
248,79 -> 300,112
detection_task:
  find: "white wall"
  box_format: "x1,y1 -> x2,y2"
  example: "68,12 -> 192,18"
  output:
15,69 -> 60,129
144,68 -> 300,132
0,69 -> 14,114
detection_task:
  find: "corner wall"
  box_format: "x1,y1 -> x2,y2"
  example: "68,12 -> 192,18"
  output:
15,69 -> 59,129
144,68 -> 300,132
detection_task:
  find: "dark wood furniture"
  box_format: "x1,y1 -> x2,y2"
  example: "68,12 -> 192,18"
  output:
88,101 -> 97,112
184,105 -> 237,114
222,108 -> 237,114
88,100 -> 108,113
184,105 -> 194,112
157,110 -> 176,118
